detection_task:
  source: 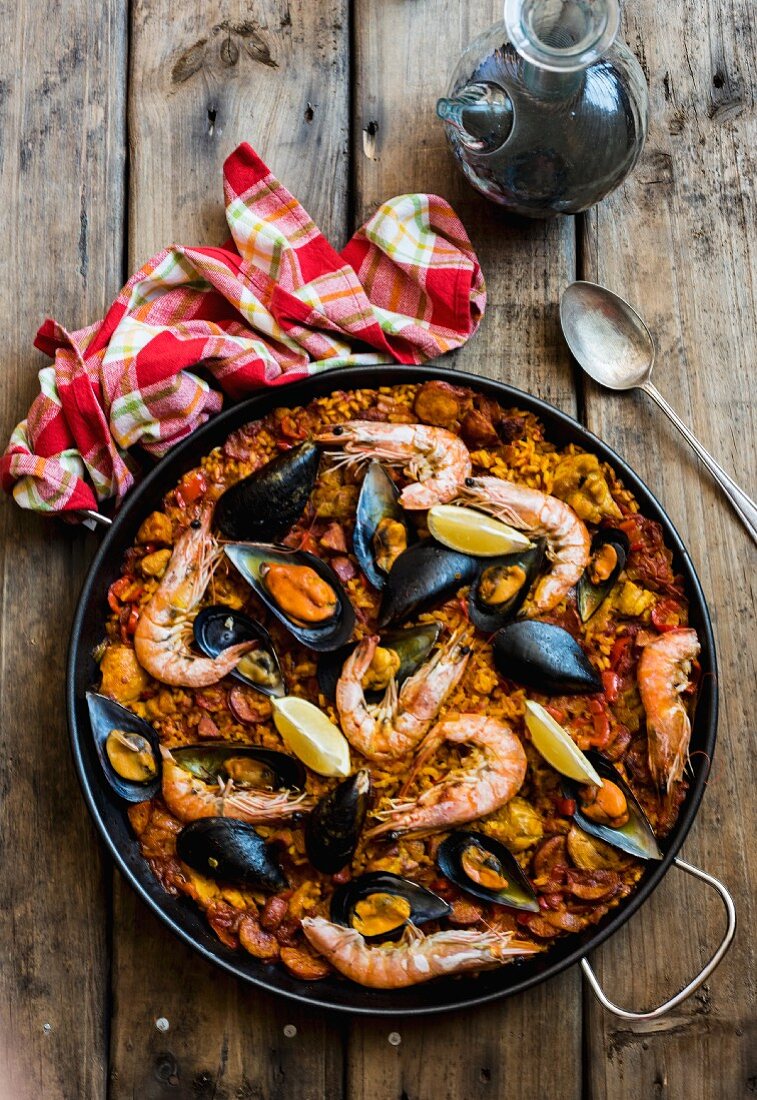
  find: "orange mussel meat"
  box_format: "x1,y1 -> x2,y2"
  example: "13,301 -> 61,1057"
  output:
260,562 -> 338,625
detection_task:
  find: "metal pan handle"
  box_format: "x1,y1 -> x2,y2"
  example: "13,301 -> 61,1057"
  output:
77,510 -> 114,531
581,857 -> 736,1020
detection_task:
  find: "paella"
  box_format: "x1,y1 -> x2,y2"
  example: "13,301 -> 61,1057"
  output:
87,380 -> 701,989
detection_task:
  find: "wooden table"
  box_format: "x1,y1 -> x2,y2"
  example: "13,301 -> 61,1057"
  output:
1,2 -> 754,1097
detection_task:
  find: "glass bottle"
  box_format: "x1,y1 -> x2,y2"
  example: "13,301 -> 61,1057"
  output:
436,0 -> 648,217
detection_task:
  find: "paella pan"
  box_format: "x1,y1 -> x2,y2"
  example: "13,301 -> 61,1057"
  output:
67,365 -> 727,1015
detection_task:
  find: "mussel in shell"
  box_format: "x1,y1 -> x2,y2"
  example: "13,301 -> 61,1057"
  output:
563,752 -> 662,860
468,543 -> 546,632
305,769 -> 372,873
171,744 -> 306,793
214,441 -> 320,543
86,692 -> 161,802
225,543 -> 355,651
193,606 -> 285,697
316,622 -> 442,702
331,872 -> 451,941
378,541 -> 479,628
354,461 -> 410,589
492,620 -> 602,695
577,528 -> 630,622
176,817 -> 287,890
436,831 -> 539,912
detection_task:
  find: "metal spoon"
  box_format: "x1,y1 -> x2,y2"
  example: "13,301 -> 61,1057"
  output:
560,280 -> 757,545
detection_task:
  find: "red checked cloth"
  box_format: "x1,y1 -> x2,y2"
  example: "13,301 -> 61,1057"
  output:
1,143 -> 485,518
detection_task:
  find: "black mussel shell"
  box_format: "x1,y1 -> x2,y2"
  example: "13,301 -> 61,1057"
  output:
563,752 -> 662,860
224,543 -> 355,652
378,541 -> 479,628
305,769 -> 372,873
316,622 -> 442,703
492,620 -> 602,695
353,461 -> 410,590
171,745 -> 306,792
577,528 -> 630,622
214,441 -> 320,543
437,830 -> 539,912
331,872 -> 451,941
468,542 -> 546,632
86,692 -> 161,802
193,606 -> 285,698
176,818 -> 287,890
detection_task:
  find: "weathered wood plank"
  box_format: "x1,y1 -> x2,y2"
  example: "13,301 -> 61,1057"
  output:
349,4 -> 582,1098
0,2 -> 127,1098
110,3 -> 349,1097
581,1 -> 756,1097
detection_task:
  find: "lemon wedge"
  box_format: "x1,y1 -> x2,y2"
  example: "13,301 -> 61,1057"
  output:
524,700 -> 602,785
427,504 -> 531,556
272,696 -> 351,777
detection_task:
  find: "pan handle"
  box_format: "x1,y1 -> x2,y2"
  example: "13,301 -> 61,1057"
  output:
77,510 -> 114,531
581,857 -> 736,1020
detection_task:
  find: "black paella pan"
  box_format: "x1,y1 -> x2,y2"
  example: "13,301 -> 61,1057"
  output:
66,365 -> 735,1017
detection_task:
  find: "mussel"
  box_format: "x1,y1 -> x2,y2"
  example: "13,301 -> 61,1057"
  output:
468,543 -> 546,632
176,818 -> 287,890
563,752 -> 662,860
436,831 -> 539,912
86,692 -> 161,802
492,620 -> 602,695
316,622 -> 443,702
378,541 -> 479,628
214,441 -> 320,543
305,769 -> 372,873
193,606 -> 285,697
225,543 -> 355,651
577,528 -> 630,622
353,461 -> 411,589
331,872 -> 451,941
171,744 -> 306,793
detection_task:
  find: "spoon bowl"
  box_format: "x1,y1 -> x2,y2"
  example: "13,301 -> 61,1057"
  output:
560,281 -> 653,390
559,280 -> 757,544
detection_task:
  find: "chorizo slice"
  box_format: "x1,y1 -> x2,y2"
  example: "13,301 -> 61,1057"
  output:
239,915 -> 281,960
280,945 -> 332,981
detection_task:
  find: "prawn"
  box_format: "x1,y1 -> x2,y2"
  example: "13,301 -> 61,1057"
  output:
301,916 -> 539,989
461,476 -> 590,613
365,713 -> 527,839
336,627 -> 472,761
638,628 -> 700,793
316,421 -> 472,509
134,507 -> 254,687
160,747 -> 314,824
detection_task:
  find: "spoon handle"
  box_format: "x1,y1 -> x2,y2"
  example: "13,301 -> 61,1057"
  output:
642,381 -> 757,545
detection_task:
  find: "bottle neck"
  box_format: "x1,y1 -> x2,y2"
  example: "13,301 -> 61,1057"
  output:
504,0 -> 619,78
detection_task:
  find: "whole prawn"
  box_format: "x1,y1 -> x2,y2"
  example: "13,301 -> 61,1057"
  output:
316,421 -> 472,508
460,476 -> 590,613
336,627 -> 472,761
301,916 -> 539,989
161,748 -> 314,824
638,628 -> 700,793
365,713 -> 527,839
134,507 -> 254,687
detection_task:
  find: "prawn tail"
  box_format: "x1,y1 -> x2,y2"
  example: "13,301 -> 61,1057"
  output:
665,711 -> 692,795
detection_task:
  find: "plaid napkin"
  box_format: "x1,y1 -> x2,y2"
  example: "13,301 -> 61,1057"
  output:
1,143 -> 485,519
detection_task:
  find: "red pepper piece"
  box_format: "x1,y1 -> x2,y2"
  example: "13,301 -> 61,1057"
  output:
651,597 -> 682,633
554,796 -> 576,817
178,469 -> 207,504
601,670 -> 620,703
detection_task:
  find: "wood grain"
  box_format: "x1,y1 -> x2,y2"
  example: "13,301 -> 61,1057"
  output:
1,0 -> 754,1094
0,2 -> 126,1099
580,1 -> 757,1097
349,4 -> 582,1098
110,3 -> 349,1097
